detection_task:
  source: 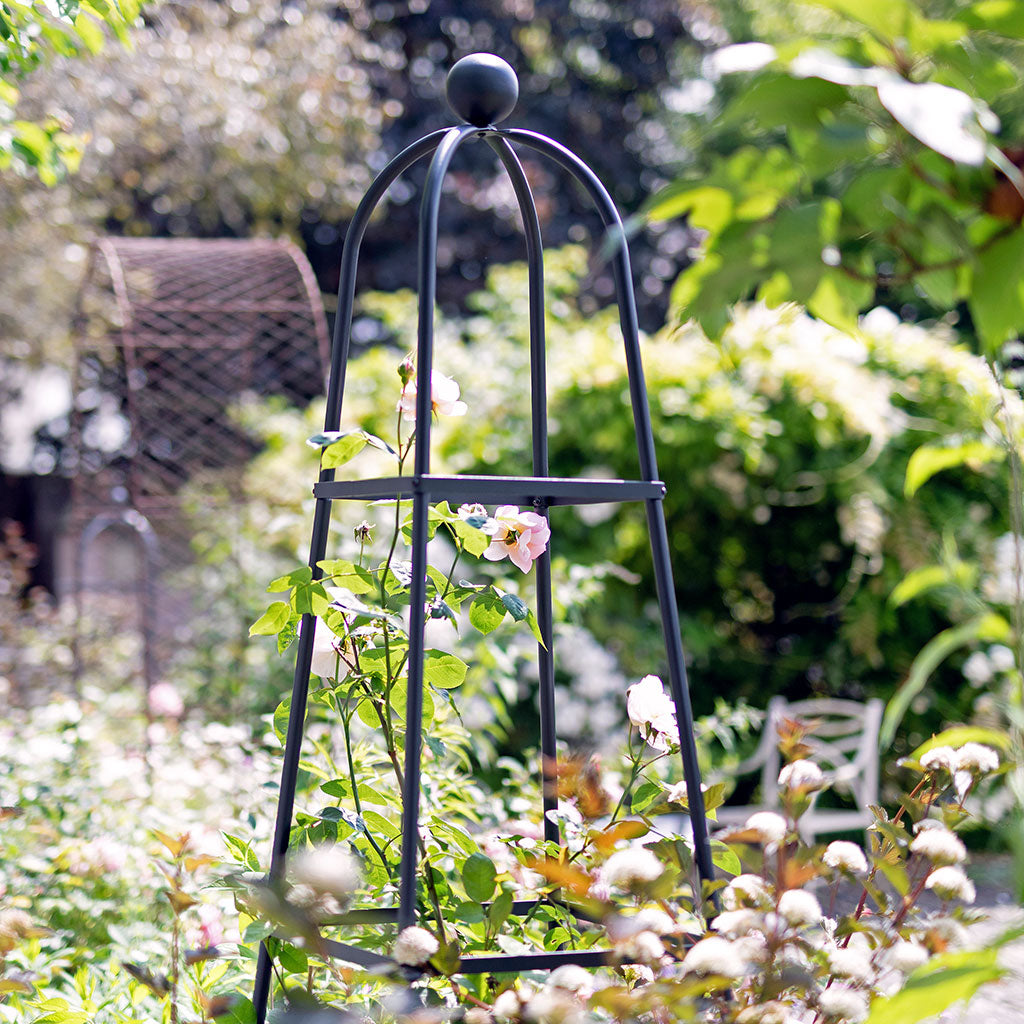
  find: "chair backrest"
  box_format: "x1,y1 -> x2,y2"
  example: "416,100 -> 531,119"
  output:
760,696 -> 883,810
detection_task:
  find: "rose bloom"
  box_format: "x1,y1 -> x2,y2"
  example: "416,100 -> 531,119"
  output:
625,674 -> 679,751
818,984 -> 869,1022
397,369 -> 468,422
721,873 -> 771,910
309,619 -> 345,680
482,505 -> 551,573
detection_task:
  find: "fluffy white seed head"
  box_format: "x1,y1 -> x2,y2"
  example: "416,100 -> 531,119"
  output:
743,811 -> 788,845
925,866 -> 976,903
778,758 -> 825,790
777,888 -> 822,927
828,946 -> 875,985
681,935 -> 747,978
602,847 -> 663,890
822,840 -> 868,873
392,925 -> 440,966
818,984 -> 869,1022
722,873 -> 772,910
909,828 -> 966,865
888,940 -> 929,974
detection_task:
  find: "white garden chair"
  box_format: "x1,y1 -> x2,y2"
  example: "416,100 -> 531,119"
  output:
712,696 -> 884,843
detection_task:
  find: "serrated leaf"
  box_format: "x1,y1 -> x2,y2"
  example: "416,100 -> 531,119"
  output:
321,433 -> 367,468
488,889 -> 513,931
711,840 -> 742,876
630,780 -> 663,814
591,819 -> 650,855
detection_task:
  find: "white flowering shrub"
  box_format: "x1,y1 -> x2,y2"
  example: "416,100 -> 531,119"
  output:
207,251 -> 1023,775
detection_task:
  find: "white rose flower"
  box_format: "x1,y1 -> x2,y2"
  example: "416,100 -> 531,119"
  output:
681,935 -> 747,978
722,873 -> 772,910
309,619 -> 345,680
888,940 -> 929,974
818,984 -> 869,1022
822,841 -> 868,873
523,988 -> 581,1024
465,1009 -> 494,1024
778,759 -> 825,791
743,811 -> 788,845
603,847 -> 663,890
392,925 -> 440,966
625,675 -> 679,751
909,828 -> 966,865
776,888 -> 821,927
925,865 -> 976,903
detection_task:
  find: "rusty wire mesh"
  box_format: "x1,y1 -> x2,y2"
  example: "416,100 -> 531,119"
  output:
66,237 -> 328,691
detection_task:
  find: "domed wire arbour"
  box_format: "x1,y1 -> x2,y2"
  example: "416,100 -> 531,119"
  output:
254,53 -> 715,1017
67,237 -> 329,698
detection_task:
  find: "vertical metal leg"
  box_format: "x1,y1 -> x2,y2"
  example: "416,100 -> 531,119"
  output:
398,489 -> 431,929
533,522 -> 559,845
254,495 -> 334,1023
645,498 -> 716,889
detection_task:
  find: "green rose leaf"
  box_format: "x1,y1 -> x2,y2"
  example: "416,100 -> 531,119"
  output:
500,593 -> 528,621
462,852 -> 497,902
469,593 -> 507,634
249,601 -> 291,637
321,433 -> 367,469
422,650 -> 468,689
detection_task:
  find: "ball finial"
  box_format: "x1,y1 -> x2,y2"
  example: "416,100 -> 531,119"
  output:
446,53 -> 519,127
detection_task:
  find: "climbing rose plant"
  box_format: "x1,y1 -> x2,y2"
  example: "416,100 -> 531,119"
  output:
237,361 -> 1016,1024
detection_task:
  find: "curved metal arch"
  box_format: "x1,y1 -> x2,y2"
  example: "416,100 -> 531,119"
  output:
257,117 -> 717,1019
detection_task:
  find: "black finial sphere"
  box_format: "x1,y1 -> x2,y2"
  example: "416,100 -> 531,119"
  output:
446,53 -> 519,127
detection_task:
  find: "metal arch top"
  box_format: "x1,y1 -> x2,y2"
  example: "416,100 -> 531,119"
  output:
254,58 -> 715,1022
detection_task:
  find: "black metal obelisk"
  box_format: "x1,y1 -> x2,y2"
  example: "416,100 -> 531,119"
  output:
253,53 -> 715,1021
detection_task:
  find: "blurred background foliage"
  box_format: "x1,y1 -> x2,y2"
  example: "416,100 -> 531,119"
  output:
2,0 -> 1024,805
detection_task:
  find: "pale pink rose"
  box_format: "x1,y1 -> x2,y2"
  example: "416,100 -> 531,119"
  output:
482,505 -> 551,573
625,674 -> 679,751
397,369 -> 468,422
148,681 -> 184,718
309,619 -> 345,680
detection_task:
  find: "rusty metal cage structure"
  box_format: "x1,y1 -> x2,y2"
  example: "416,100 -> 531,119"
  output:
67,237 -> 329,692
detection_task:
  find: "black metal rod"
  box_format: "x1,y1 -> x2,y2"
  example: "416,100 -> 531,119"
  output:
494,128 -> 716,892
488,137 -> 559,846
313,474 -> 665,504
254,129 -> 448,1023
399,124 -> 480,932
